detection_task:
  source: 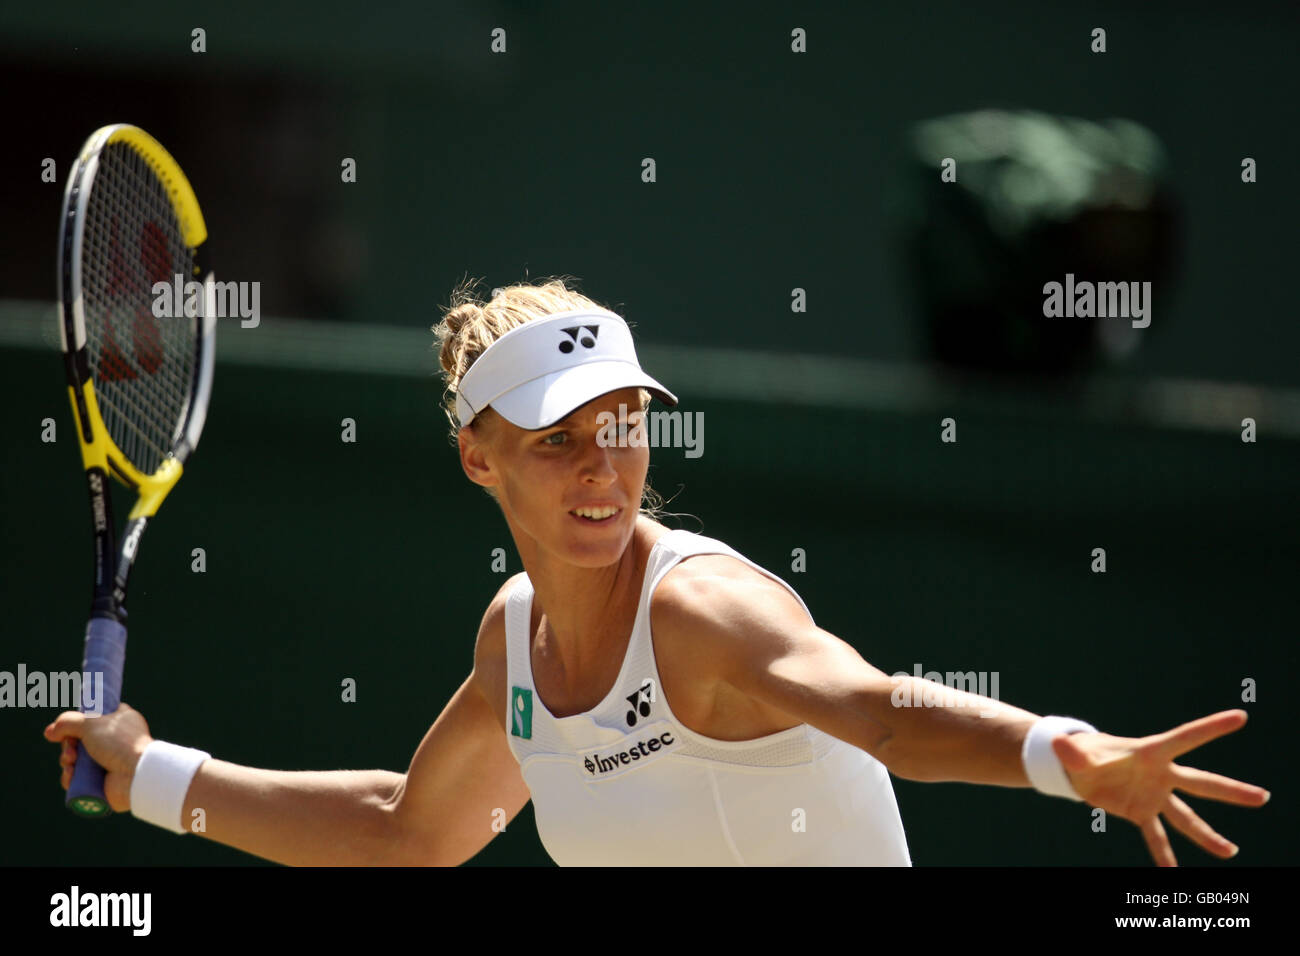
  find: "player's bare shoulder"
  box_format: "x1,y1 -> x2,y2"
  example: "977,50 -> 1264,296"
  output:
470,571 -> 528,735
655,552 -> 807,617
650,552 -> 812,660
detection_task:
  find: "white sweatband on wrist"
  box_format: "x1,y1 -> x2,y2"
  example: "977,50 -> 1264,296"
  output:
129,740 -> 210,834
1022,716 -> 1098,802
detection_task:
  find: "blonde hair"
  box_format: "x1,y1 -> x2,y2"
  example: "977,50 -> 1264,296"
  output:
433,276 -> 668,519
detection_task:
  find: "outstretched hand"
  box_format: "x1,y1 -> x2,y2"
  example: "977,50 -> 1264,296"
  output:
1053,709 -> 1269,866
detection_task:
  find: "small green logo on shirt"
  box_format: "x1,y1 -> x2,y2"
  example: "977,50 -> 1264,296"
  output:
511,687 -> 533,739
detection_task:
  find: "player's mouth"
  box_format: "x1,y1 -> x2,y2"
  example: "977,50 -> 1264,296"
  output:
569,506 -> 622,523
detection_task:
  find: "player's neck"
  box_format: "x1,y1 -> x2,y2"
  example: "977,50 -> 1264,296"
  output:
521,517 -> 658,672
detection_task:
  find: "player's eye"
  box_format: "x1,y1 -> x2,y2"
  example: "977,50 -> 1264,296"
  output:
542,431 -> 567,446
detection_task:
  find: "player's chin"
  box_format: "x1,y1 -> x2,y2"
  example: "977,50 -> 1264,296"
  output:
561,508 -> 632,563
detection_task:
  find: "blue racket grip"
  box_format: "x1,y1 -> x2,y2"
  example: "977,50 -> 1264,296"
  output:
65,616 -> 126,817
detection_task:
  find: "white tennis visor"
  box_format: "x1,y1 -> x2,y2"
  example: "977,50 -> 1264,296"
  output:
454,308 -> 678,430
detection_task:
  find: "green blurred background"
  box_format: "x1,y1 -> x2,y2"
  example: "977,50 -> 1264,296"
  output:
1,1 -> 1295,865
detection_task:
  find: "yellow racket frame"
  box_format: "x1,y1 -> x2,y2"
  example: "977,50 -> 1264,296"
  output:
67,124 -> 209,520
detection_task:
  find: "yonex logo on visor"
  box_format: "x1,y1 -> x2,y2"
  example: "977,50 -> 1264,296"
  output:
454,308 -> 677,431
559,326 -> 599,353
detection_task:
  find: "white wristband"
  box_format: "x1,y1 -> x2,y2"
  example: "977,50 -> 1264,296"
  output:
129,740 -> 210,834
1022,716 -> 1098,802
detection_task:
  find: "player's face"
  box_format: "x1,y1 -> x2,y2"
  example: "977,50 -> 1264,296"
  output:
461,387 -> 649,568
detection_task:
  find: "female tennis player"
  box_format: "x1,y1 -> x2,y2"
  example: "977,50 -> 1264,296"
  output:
45,278 -> 1268,866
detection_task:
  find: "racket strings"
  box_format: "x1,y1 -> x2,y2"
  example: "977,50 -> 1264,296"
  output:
82,142 -> 198,476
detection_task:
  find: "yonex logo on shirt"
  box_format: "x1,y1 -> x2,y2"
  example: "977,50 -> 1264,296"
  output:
625,679 -> 654,727
582,728 -> 677,776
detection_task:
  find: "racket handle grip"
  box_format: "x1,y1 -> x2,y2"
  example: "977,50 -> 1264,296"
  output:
66,616 -> 127,817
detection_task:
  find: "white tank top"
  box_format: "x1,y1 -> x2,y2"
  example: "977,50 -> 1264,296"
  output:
504,528 -> 912,866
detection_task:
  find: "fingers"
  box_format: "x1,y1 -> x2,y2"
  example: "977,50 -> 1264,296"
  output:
1157,710 -> 1248,759
59,739 -> 77,791
1140,815 -> 1178,867
48,713 -> 86,792
43,710 -> 88,742
1172,764 -> 1270,807
1161,794 -> 1238,859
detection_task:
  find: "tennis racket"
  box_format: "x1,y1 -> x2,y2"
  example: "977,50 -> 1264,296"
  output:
57,124 -> 216,816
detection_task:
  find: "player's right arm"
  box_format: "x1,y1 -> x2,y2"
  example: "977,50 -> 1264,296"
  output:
45,579 -> 530,866
381,576 -> 532,865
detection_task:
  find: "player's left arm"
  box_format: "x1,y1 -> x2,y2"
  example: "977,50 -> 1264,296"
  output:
652,561 -> 1269,865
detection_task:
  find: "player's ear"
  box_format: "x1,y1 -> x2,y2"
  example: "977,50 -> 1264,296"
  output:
457,422 -> 499,490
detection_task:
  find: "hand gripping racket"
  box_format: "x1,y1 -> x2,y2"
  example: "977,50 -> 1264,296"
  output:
57,124 -> 215,816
